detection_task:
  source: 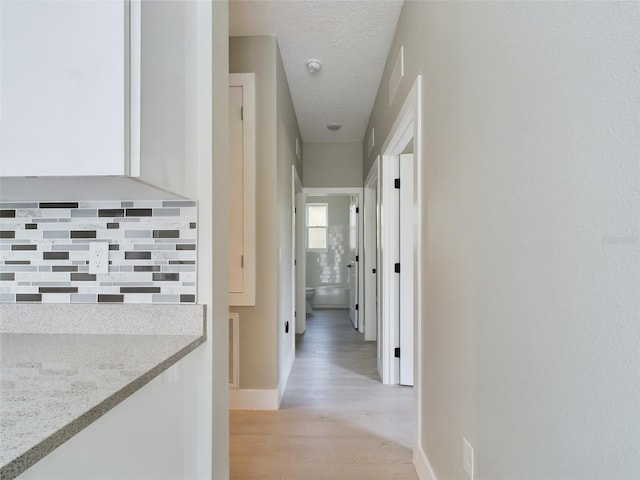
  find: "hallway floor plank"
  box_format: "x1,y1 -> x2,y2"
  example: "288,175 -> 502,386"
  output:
230,309 -> 417,479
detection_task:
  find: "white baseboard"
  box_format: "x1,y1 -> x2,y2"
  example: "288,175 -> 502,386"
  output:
229,388 -> 279,410
229,349 -> 295,411
414,442 -> 437,480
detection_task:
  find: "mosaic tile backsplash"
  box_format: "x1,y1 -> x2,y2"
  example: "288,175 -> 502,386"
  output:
0,200 -> 197,303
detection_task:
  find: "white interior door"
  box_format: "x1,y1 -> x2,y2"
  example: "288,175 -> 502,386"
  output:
348,196 -> 359,329
380,153 -> 414,386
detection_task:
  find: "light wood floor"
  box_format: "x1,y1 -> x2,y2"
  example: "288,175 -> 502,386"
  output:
230,309 -> 418,479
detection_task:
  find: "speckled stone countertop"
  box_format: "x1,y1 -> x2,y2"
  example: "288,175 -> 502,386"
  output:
0,304 -> 206,480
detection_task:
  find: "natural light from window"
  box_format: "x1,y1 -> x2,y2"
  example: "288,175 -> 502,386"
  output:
307,203 -> 327,250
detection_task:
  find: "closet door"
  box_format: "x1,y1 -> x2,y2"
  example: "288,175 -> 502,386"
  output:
229,74 -> 256,306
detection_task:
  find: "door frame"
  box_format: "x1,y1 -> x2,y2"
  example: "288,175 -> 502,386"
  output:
299,187 -> 364,332
294,169 -> 306,334
364,156 -> 379,343
292,165 -> 303,340
378,76 -> 423,452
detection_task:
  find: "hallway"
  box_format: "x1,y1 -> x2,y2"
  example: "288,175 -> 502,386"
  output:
230,309 -> 417,479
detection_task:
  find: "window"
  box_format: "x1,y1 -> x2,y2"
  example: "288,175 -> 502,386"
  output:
307,203 -> 328,250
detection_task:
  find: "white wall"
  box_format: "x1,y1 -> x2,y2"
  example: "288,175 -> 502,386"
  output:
0,0 -> 125,176
139,0 -> 200,197
303,142 -> 363,187
367,2 -> 640,479
137,1 -> 228,477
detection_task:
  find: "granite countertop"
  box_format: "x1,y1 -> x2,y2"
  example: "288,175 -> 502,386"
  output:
0,304 -> 206,480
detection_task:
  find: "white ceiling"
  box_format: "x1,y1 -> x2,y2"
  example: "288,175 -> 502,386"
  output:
229,0 -> 404,144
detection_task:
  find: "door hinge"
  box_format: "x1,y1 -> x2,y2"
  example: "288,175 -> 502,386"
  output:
394,263 -> 400,273
394,178 -> 400,189
294,259 -> 297,266
355,255 -> 359,262
372,268 -> 376,274
394,347 -> 401,358
355,304 -> 359,311
356,207 -> 359,214
241,255 -> 244,268
241,106 -> 244,120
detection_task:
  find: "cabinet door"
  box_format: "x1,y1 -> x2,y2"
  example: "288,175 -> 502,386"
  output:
0,0 -> 126,176
229,74 -> 255,306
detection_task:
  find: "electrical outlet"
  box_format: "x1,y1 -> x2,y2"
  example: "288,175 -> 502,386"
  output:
89,242 -> 109,275
463,437 -> 474,480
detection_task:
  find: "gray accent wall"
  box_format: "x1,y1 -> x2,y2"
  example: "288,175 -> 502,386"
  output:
366,2 -> 639,479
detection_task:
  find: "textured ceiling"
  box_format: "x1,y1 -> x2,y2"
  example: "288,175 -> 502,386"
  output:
229,0 -> 404,143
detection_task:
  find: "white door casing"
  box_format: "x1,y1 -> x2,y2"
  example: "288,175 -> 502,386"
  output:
379,78 -> 422,389
294,170 -> 306,334
348,195 -> 359,330
378,75 -> 423,455
364,157 -> 379,342
399,153 -> 414,386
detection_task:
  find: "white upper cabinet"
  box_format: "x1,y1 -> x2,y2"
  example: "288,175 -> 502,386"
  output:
0,0 -> 127,176
229,74 -> 256,306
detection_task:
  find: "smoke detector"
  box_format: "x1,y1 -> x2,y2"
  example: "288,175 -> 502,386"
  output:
327,123 -> 342,131
306,58 -> 322,73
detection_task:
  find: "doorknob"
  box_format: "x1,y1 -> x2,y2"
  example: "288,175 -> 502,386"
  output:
347,264 -> 352,269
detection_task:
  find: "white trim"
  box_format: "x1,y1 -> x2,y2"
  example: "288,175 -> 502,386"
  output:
229,73 -> 256,306
365,155 -> 380,188
128,0 -> 141,177
414,442 -> 438,480
399,153 -> 414,386
229,389 -> 279,410
295,186 -> 306,334
379,75 -> 424,456
363,156 -> 378,342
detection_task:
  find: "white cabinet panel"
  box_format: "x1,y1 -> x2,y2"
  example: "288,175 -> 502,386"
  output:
229,74 -> 255,306
0,0 -> 125,176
